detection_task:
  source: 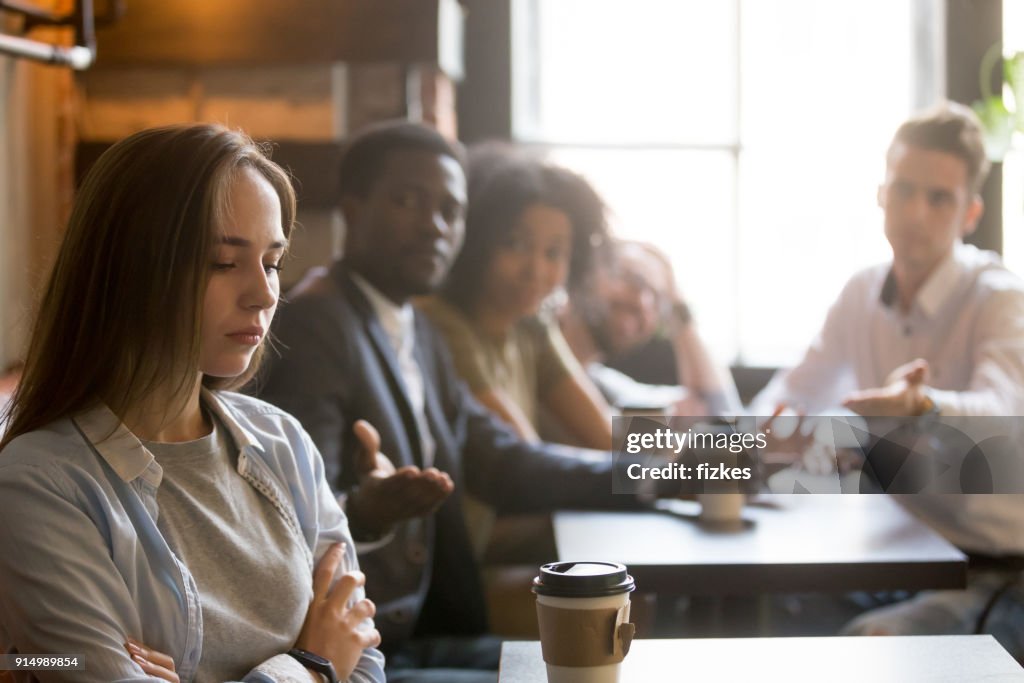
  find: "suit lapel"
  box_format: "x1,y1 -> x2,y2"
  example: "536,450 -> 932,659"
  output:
332,263 -> 427,468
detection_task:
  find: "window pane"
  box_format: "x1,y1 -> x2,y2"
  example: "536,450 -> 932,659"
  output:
1001,0 -> 1024,278
515,0 -> 737,146
514,0 -> 919,368
1005,148 -> 1024,278
737,0 -> 912,365
737,149 -> 891,365
544,147 -> 739,362
740,0 -> 914,147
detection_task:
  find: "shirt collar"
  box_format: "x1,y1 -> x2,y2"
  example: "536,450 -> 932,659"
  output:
350,271 -> 416,352
201,387 -> 261,453
880,245 -> 963,318
71,388 -> 261,485
72,401 -> 160,486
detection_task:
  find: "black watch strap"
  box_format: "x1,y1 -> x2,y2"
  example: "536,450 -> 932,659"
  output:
287,647 -> 339,683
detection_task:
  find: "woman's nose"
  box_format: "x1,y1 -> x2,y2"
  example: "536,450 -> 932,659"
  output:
245,270 -> 278,310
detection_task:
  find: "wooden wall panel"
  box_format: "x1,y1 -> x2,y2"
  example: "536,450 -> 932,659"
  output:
346,63 -> 406,132
76,68 -> 195,139
0,3 -> 76,368
198,66 -> 345,141
77,65 -> 346,141
92,0 -> 456,68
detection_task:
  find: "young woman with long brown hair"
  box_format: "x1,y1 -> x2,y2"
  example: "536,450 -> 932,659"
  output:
0,124 -> 384,682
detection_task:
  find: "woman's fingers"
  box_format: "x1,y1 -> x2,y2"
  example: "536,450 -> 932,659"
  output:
360,626 -> 383,649
345,597 -> 377,624
132,656 -> 180,683
125,640 -> 179,683
343,598 -> 380,648
326,570 -> 366,613
126,639 -> 176,670
312,543 -> 345,598
295,563 -> 380,680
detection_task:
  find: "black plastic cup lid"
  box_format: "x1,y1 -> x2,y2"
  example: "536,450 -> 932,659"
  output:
532,561 -> 635,597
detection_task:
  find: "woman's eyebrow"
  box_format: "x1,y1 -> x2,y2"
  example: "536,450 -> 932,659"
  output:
219,235 -> 289,249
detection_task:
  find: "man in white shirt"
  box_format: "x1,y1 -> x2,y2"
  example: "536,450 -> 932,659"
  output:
753,103 -> 1024,654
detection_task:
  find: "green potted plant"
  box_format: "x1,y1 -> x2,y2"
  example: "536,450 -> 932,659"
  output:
972,45 -> 1024,162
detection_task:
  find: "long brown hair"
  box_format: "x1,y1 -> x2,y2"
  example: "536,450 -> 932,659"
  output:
1,124 -> 296,449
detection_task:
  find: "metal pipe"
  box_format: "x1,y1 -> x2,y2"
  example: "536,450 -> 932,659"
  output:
0,31 -> 93,69
0,0 -> 100,70
75,0 -> 95,58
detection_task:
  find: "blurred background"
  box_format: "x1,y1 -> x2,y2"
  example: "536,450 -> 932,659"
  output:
1,0 -> 1021,393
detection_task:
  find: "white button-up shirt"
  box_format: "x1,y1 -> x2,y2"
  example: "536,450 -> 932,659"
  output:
753,243 -> 1024,417
753,243 -> 1024,554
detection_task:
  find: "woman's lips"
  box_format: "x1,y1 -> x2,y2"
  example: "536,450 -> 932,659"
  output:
226,328 -> 264,346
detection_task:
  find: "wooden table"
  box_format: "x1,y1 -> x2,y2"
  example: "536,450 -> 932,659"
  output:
555,495 -> 967,596
499,636 -> 1024,682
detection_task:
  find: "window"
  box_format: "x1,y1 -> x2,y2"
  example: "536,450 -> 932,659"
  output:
1002,0 -> 1024,277
513,0 -> 920,366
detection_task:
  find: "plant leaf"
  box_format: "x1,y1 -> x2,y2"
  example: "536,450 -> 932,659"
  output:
1006,51 -> 1024,132
972,96 -> 1015,161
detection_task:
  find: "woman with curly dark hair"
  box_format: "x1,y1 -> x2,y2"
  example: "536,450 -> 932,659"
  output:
418,149 -> 613,450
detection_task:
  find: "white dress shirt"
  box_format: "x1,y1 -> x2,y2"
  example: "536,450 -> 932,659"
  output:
752,243 -> 1024,554
753,243 -> 1024,417
351,273 -> 436,468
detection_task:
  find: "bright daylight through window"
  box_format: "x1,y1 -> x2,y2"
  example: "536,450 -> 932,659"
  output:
513,0 -> 921,366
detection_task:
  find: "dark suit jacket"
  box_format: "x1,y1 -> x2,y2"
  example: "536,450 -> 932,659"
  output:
258,262 -> 630,650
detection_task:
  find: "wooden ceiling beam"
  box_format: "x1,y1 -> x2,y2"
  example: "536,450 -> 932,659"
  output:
93,0 -> 463,72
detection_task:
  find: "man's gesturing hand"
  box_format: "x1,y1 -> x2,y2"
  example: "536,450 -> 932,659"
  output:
842,358 -> 933,417
346,419 -> 454,536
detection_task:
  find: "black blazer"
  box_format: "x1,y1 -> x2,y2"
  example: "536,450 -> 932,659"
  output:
259,262 -> 628,649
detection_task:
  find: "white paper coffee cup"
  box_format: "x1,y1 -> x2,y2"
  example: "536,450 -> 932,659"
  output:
533,561 -> 636,683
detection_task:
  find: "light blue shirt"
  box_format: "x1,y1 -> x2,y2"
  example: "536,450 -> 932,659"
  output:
0,389 -> 386,683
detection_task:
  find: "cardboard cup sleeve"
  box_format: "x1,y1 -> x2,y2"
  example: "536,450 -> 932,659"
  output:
536,602 -> 636,667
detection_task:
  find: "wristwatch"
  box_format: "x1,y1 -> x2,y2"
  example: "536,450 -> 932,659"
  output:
287,648 -> 339,683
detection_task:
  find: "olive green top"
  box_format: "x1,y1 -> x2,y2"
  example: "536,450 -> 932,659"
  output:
417,296 -> 578,429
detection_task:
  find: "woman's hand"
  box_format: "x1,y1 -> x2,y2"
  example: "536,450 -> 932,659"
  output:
125,639 -> 179,683
296,543 -> 382,680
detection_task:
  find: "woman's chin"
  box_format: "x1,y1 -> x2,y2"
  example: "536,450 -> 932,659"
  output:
201,358 -> 254,380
